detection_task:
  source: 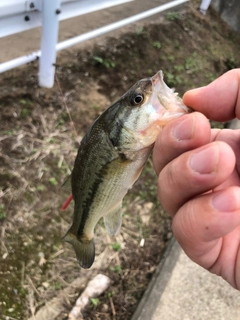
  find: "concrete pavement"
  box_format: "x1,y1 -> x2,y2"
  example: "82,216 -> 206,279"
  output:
132,239 -> 240,320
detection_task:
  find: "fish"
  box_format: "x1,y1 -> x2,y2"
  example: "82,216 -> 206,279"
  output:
63,70 -> 190,268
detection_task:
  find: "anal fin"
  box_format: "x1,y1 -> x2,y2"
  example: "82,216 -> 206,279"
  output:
104,203 -> 122,236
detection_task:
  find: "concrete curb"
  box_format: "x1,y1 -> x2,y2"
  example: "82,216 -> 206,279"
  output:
132,238 -> 240,320
132,238 -> 181,320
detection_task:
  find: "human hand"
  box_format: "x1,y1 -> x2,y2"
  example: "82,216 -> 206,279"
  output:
152,69 -> 240,289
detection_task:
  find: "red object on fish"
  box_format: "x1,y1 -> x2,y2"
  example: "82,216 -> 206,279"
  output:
62,194 -> 73,210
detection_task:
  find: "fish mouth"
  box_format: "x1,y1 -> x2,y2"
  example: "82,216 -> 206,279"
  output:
148,70 -> 169,113
151,70 -> 175,111
151,70 -> 190,114
151,70 -> 168,110
151,70 -> 164,88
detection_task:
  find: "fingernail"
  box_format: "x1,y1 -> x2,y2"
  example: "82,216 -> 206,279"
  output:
173,114 -> 194,141
212,190 -> 239,212
190,145 -> 219,174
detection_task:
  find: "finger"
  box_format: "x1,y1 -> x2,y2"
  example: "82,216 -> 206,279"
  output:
172,187 -> 240,272
153,112 -> 211,175
183,69 -> 240,122
211,128 -> 240,189
158,141 -> 236,216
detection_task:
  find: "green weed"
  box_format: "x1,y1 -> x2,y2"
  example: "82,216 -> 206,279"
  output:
167,55 -> 175,62
185,52 -> 203,73
135,26 -> 149,38
2,130 -> 14,136
225,56 -> 238,70
152,41 -> 161,49
20,99 -> 28,105
110,265 -> 122,273
174,65 -> 185,72
205,72 -> 216,82
111,242 -> 121,251
54,283 -> 62,290
166,12 -> 180,21
93,56 -> 116,68
0,204 -> 6,220
37,184 -> 46,191
49,177 -> 58,186
90,298 -> 99,307
20,108 -> 30,119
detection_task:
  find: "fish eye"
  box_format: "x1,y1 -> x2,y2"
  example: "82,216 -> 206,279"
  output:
133,94 -> 144,105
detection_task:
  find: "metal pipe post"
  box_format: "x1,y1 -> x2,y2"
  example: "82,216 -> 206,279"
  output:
39,0 -> 61,88
200,0 -> 212,14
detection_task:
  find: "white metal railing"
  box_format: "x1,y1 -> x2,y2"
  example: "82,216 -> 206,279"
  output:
0,0 -> 189,88
0,0 -> 134,38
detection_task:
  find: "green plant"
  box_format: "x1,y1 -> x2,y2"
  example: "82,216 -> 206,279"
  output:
110,265 -> 122,273
225,56 -> 238,70
135,26 -> 148,36
167,55 -> 175,62
166,12 -> 180,21
90,298 -> 99,307
185,56 -> 196,70
54,283 -> 61,290
48,137 -> 56,144
20,99 -> 28,105
152,41 -> 161,49
37,184 -> 46,191
93,56 -> 116,68
174,64 -> 185,72
20,108 -> 30,119
205,72 -> 216,82
49,177 -> 58,186
184,52 -> 202,73
164,71 -> 175,87
0,204 -> 6,220
111,242 -> 121,251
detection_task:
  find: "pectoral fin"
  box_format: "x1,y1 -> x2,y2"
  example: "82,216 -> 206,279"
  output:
104,203 -> 123,236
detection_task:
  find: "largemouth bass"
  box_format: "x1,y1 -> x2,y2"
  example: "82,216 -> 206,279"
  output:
63,70 -> 190,268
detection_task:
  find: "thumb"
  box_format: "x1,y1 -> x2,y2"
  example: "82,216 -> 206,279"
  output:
183,69 -> 240,122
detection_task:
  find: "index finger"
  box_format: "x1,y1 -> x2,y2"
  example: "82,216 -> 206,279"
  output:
183,69 -> 240,122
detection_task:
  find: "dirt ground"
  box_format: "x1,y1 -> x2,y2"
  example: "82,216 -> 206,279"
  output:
1,1 -> 240,319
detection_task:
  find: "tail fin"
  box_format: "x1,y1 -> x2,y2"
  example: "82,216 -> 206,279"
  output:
63,231 -> 95,269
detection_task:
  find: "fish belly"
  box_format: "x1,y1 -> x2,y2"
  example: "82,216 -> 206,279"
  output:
82,150 -> 149,238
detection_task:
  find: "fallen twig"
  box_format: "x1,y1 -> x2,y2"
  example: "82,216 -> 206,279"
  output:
109,296 -> 116,320
26,275 -> 40,297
